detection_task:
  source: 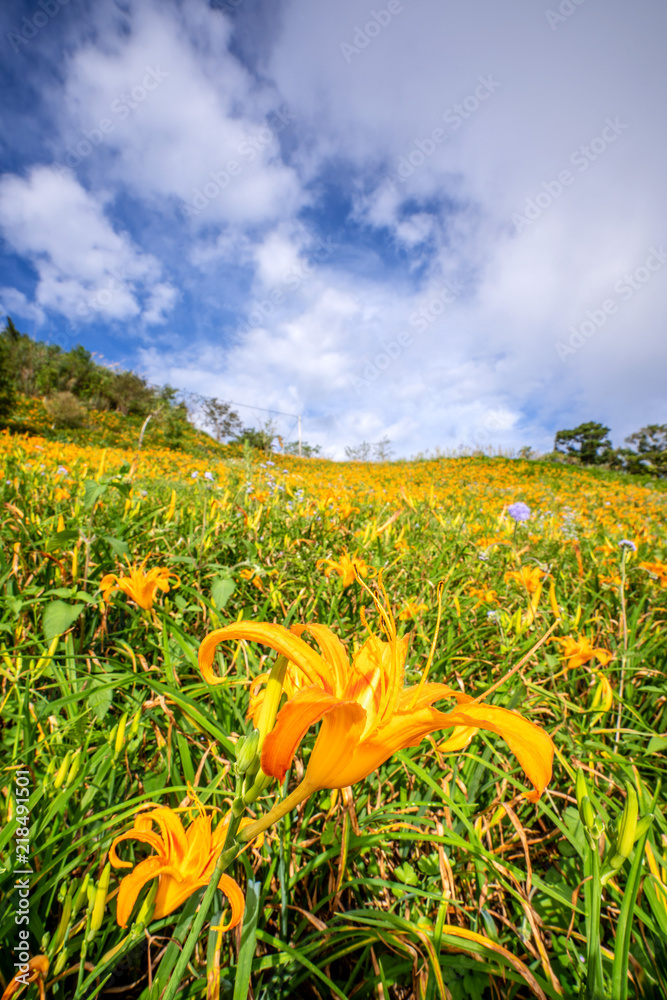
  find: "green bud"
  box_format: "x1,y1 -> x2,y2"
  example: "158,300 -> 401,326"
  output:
53,947 -> 69,977
53,751 -> 72,790
634,813 -> 654,842
86,862 -> 111,942
53,885 -> 73,952
66,748 -> 82,786
614,782 -> 639,862
72,873 -> 90,918
235,729 -> 260,775
114,712 -> 128,758
576,768 -> 588,810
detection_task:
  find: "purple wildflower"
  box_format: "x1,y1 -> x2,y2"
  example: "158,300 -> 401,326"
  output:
507,502 -> 531,522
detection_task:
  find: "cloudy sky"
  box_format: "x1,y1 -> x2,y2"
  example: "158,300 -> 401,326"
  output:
1,0 -> 665,457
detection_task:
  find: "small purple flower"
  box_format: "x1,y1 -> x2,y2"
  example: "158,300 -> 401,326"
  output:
191,471 -> 199,478
56,465 -> 68,475
507,502 -> 531,522
204,471 -> 214,481
618,539 -> 636,551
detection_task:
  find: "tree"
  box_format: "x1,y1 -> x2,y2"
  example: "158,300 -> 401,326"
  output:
615,424 -> 667,477
233,420 -> 279,453
0,332 -> 16,421
554,422 -> 613,465
345,438 -> 393,462
201,397 -> 243,442
283,440 -> 321,458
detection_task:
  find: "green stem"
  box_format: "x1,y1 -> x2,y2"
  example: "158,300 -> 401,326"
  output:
156,842 -> 239,1000
585,840 -> 604,1000
237,779 -> 315,843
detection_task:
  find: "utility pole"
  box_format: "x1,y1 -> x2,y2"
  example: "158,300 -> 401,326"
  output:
298,414 -> 302,457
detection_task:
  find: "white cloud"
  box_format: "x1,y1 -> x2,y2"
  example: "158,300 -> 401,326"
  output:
0,166 -> 174,325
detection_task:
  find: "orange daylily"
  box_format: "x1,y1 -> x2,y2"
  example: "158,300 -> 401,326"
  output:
398,599 -> 429,620
553,635 -> 613,671
1,957 -> 49,1000
504,566 -> 547,595
466,584 -> 500,609
101,559 -> 180,610
199,590 -> 554,807
317,551 -> 370,588
110,806 -> 244,928
640,560 -> 667,588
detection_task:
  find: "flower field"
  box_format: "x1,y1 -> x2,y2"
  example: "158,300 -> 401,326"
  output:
2,428 -> 667,1000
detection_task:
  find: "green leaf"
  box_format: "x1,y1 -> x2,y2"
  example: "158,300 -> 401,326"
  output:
43,601 -> 85,641
394,862 -> 419,886
646,735 -> 667,754
46,529 -> 80,551
211,576 -> 236,609
83,479 -> 107,509
233,880 -> 262,1000
102,534 -> 130,556
87,682 -> 113,720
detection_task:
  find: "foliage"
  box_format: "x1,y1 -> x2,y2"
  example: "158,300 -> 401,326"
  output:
554,421 -> 613,465
282,440 -> 321,457
1,426 -> 667,999
614,424 -> 667,478
201,396 -> 244,442
43,390 -> 87,428
345,436 -> 394,461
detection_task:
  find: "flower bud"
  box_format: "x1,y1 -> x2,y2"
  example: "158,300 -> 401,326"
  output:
66,748 -> 82,786
114,712 -> 128,758
235,729 -> 260,775
86,862 -> 111,942
611,782 -> 639,866
54,751 -> 72,790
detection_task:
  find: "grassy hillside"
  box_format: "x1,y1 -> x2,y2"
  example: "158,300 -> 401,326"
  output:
1,423 -> 667,999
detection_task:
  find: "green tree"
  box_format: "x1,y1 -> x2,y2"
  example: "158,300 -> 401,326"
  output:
554,422 -> 613,465
201,397 -> 243,442
614,424 -> 667,477
0,332 -> 16,421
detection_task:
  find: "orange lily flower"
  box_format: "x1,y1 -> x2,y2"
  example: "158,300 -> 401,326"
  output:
398,599 -> 429,620
553,635 -> 613,671
100,559 -> 180,610
466,585 -> 500,609
640,560 -> 667,587
199,589 -> 554,809
504,566 -> 547,595
110,806 -> 244,928
1,957 -> 49,1000
317,551 -> 371,588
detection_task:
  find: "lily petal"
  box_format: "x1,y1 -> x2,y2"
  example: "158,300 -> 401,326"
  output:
199,622 -> 334,691
262,686 -> 363,782
433,702 -> 554,801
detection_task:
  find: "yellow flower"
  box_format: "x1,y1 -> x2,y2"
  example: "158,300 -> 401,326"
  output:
553,635 -> 613,671
100,559 -> 180,610
316,551 -> 370,588
199,586 -> 554,806
110,806 -> 244,929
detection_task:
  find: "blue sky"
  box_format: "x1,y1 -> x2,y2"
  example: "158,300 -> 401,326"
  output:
1,0 -> 666,458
